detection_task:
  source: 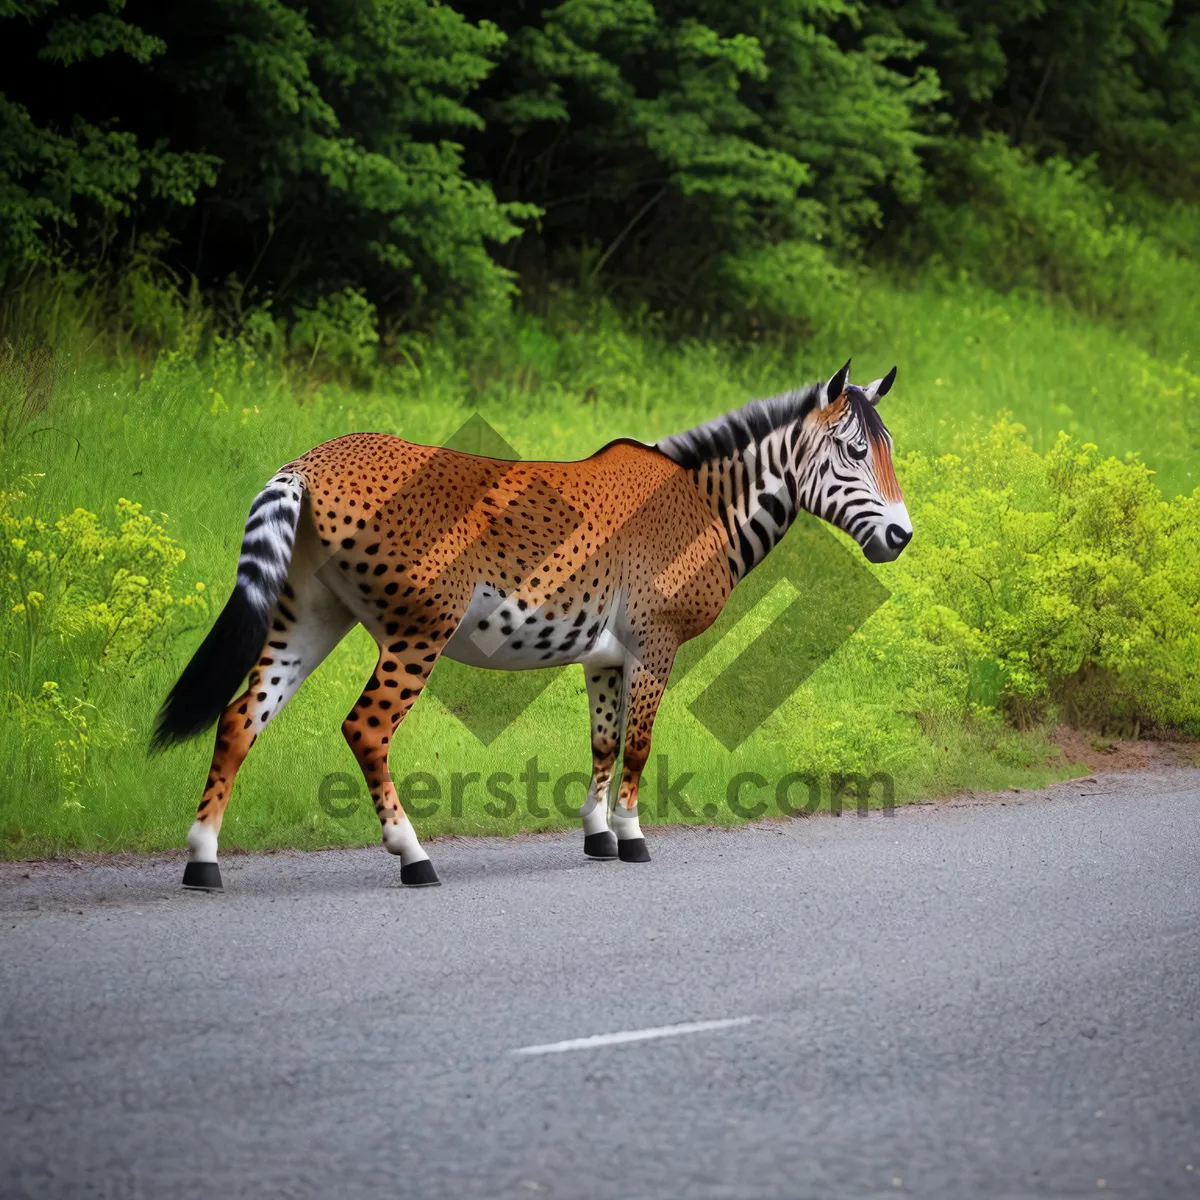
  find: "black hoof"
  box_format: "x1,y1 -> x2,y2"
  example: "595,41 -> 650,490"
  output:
182,861 -> 223,891
617,838 -> 651,863
400,859 -> 441,887
584,832 -> 618,859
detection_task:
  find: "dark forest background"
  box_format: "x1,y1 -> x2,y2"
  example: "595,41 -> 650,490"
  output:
3,0 -> 1199,345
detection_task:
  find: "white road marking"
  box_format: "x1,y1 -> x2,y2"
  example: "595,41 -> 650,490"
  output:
511,1016 -> 758,1056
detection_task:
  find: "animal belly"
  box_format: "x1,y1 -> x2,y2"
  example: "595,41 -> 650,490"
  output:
442,585 -> 625,671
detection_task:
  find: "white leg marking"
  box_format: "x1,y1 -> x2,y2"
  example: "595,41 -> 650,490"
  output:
580,785 -> 612,836
512,1017 -> 758,1056
381,817 -> 428,866
186,820 -> 219,864
612,804 -> 643,841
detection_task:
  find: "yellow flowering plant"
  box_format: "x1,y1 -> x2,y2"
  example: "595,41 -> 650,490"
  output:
880,422 -> 1200,735
1,479 -> 208,783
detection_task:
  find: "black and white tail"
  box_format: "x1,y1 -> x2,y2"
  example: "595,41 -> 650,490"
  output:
151,471 -> 307,751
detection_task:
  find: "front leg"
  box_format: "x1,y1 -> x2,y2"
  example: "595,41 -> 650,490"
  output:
580,664 -> 625,859
611,647 -> 676,864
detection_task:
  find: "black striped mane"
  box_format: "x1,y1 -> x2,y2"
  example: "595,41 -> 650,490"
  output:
656,384 -> 822,470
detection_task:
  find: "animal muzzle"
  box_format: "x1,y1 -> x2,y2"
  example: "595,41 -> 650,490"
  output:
862,507 -> 913,564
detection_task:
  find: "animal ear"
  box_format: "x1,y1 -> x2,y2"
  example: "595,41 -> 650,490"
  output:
819,359 -> 851,409
865,366 -> 897,406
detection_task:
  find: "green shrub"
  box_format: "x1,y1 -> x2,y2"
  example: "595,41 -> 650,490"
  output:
908,136 -> 1200,348
718,240 -> 862,343
881,420 -> 1200,735
290,287 -> 381,380
1,481 -> 207,788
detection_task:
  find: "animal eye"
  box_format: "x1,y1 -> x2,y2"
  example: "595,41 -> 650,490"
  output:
847,441 -> 868,461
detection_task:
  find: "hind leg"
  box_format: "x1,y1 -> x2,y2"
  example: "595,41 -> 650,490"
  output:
341,620 -> 465,886
184,572 -> 354,890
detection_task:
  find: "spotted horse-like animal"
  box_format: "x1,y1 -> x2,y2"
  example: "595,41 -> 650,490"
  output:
152,361 -> 912,889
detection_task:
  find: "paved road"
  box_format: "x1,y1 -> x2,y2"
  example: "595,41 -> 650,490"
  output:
2,770 -> 1199,1200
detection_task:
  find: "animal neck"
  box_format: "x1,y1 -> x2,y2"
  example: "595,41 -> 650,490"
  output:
656,388 -> 821,583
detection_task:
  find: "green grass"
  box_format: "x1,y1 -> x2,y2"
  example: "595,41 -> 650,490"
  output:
4,271 -> 1198,857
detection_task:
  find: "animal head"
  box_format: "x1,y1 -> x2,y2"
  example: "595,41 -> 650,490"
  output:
800,360 -> 912,564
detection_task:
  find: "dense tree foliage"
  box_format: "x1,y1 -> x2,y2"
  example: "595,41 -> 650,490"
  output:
871,0 -> 1200,190
1,0 -> 1197,327
0,0 -> 532,321
457,0 -> 938,309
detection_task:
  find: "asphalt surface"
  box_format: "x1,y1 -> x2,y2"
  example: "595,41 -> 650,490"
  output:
1,769 -> 1198,1200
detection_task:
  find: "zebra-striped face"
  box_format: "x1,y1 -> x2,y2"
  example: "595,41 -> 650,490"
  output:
655,361 -> 912,581
802,367 -> 912,564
